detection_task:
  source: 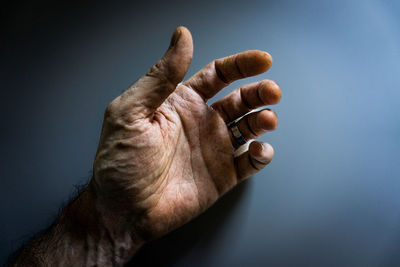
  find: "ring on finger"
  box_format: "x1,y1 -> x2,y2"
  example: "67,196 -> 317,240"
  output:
228,121 -> 247,145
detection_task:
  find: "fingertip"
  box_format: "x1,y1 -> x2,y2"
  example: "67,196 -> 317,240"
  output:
253,50 -> 273,72
261,50 -> 273,71
176,26 -> 191,37
235,141 -> 274,181
163,26 -> 193,85
259,80 -> 282,105
250,141 -> 274,162
176,26 -> 192,43
169,27 -> 182,48
258,109 -> 278,130
249,141 -> 264,158
181,26 -> 193,39
171,26 -> 193,64
170,26 -> 193,50
262,142 -> 274,159
238,50 -> 273,76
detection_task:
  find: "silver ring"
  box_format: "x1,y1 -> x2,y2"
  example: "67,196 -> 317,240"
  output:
228,121 -> 246,145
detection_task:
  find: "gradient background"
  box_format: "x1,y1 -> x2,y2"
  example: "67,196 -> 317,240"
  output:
2,0 -> 400,266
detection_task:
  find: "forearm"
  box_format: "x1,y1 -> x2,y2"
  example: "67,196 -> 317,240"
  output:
9,184 -> 143,266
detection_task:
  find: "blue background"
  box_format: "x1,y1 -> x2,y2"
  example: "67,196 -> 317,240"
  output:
2,0 -> 400,266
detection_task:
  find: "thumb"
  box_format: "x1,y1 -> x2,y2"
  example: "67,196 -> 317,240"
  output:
130,26 -> 193,114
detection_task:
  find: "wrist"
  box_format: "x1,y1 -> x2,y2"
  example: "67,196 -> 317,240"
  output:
10,182 -> 144,267
61,181 -> 144,265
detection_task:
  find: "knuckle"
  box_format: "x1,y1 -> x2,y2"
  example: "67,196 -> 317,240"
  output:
145,60 -> 166,83
149,61 -> 163,75
245,116 -> 259,138
147,59 -> 176,86
105,98 -> 119,117
104,96 -> 146,128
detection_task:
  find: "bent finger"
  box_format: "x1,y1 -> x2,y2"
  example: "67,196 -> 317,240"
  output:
229,109 -> 278,148
235,141 -> 274,181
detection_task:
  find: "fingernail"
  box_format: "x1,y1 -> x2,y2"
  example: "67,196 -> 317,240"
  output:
169,28 -> 182,48
260,142 -> 264,151
256,143 -> 274,161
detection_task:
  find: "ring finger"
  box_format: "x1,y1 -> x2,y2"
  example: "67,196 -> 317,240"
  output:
229,108 -> 278,148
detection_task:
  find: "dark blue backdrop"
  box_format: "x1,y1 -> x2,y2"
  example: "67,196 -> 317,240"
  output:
2,0 -> 400,266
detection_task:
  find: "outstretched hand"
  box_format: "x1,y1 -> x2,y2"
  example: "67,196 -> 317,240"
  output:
8,26 -> 282,267
92,26 -> 281,242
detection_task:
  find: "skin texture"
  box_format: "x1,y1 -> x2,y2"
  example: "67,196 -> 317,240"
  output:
9,26 -> 281,266
93,26 -> 280,239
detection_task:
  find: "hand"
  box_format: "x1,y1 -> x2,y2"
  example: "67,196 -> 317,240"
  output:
92,26 -> 281,242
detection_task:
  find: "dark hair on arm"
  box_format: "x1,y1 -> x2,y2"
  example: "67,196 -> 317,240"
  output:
4,174 -> 92,267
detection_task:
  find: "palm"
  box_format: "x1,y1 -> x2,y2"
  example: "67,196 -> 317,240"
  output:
93,27 -> 280,241
136,86 -> 236,237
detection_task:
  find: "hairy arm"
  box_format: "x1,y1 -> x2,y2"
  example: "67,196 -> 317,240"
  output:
9,183 -> 143,266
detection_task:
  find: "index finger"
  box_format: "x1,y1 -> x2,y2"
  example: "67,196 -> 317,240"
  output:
183,50 -> 272,100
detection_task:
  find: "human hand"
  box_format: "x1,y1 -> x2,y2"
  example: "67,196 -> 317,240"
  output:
92,26 -> 281,242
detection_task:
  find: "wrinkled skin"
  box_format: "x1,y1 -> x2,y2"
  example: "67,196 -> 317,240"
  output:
92,26 -> 281,241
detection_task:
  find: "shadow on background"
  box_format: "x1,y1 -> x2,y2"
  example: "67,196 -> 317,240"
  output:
128,181 -> 250,266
